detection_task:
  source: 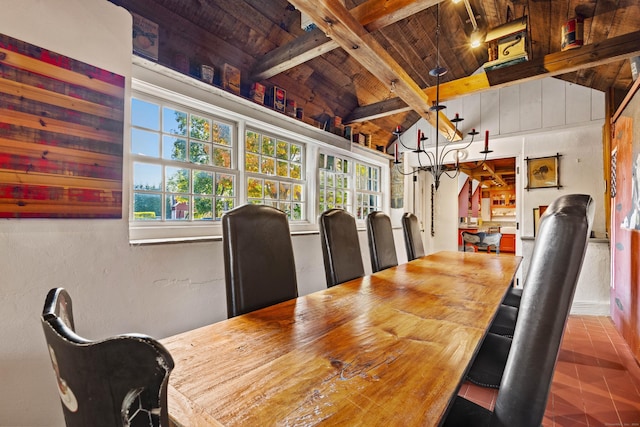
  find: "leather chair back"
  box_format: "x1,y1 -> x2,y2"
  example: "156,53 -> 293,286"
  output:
41,288 -> 174,427
445,194 -> 594,427
319,209 -> 365,287
493,194 -> 594,426
401,212 -> 425,261
366,211 -> 398,272
222,204 -> 298,317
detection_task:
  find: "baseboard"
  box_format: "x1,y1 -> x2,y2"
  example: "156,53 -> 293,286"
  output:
570,300 -> 610,316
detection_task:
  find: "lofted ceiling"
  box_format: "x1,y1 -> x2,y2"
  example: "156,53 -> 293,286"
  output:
110,0 -> 640,153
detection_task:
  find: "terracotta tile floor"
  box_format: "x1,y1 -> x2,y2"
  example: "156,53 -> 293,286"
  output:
458,316 -> 640,427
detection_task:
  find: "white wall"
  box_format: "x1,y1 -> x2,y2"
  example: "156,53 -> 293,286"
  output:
399,77 -> 610,314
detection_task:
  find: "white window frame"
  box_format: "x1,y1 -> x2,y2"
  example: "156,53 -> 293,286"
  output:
354,161 -> 383,220
317,150 -> 383,221
244,128 -> 307,221
129,57 -> 390,243
129,82 -> 241,242
130,92 -> 238,221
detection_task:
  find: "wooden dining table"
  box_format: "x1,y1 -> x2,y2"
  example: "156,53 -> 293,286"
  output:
162,250 -> 522,427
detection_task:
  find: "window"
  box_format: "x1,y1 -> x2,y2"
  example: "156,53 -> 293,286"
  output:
245,130 -> 305,220
318,153 -> 352,213
130,97 -> 236,223
355,163 -> 382,219
318,153 -> 382,220
130,64 -> 387,242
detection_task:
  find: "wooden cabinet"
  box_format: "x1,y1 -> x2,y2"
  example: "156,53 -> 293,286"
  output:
500,234 -> 516,253
490,189 -> 516,219
490,190 -> 515,207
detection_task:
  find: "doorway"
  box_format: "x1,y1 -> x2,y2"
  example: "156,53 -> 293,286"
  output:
457,157 -> 517,253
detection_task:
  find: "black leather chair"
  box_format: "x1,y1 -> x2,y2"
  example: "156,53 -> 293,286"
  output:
366,211 -> 398,272
222,204 -> 298,317
319,208 -> 365,287
488,303 -> 518,337
446,194 -> 595,426
401,212 -> 425,261
502,286 -> 522,307
41,288 -> 174,427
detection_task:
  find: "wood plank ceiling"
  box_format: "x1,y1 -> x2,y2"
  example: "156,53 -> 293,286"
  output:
109,0 -> 640,153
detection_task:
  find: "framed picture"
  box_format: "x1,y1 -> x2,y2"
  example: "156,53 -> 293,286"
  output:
0,32 -> 124,218
525,154 -> 562,190
132,13 -> 159,61
533,208 -> 540,236
533,205 -> 548,237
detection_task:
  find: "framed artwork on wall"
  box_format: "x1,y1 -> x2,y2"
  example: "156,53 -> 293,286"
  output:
533,205 -> 549,237
0,33 -> 124,218
525,154 -> 562,190
533,207 -> 540,236
132,13 -> 159,61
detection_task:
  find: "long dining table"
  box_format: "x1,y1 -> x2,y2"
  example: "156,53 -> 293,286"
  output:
162,250 -> 522,426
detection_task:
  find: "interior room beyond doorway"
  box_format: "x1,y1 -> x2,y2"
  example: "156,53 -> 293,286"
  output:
457,157 -> 517,253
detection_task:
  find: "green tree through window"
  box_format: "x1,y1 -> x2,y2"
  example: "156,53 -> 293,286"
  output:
245,130 -> 305,220
131,97 -> 236,222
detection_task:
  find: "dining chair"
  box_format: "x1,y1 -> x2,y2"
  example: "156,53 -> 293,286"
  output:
446,194 -> 594,426
502,286 -> 522,307
222,204 -> 298,317
366,211 -> 398,272
461,231 -> 502,254
401,212 -> 425,261
488,303 -> 518,337
319,208 -> 365,287
41,288 -> 174,427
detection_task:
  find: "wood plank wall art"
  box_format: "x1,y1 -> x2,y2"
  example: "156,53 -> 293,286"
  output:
0,33 -> 124,218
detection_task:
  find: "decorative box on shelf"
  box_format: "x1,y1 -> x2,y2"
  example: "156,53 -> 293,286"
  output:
222,63 -> 241,95
327,116 -> 343,136
353,133 -> 366,145
270,86 -> 286,113
286,99 -> 297,117
483,16 -> 529,71
250,82 -> 265,104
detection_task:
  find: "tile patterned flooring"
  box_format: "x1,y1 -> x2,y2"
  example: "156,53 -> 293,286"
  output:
458,316 -> 640,427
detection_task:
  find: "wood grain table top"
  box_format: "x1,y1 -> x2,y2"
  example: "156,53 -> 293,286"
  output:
162,251 -> 522,426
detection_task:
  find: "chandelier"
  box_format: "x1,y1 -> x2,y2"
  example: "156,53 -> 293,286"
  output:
392,3 -> 491,191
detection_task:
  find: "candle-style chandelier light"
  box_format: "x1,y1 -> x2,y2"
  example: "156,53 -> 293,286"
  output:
392,3 -> 492,191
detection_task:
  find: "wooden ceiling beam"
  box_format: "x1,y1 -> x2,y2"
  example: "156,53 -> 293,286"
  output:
250,28 -> 337,81
460,161 -> 508,187
478,162 -> 507,187
346,29 -> 640,124
287,0 -> 462,141
347,73 -> 490,123
251,0 -> 442,81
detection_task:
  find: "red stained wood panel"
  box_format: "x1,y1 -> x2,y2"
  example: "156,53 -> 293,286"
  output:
0,33 -> 124,218
611,115 -> 640,363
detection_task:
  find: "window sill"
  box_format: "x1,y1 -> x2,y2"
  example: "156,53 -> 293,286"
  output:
129,220 -> 324,245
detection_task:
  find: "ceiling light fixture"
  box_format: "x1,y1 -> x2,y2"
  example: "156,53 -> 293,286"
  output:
470,28 -> 484,48
392,3 -> 491,191
461,0 -> 484,48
